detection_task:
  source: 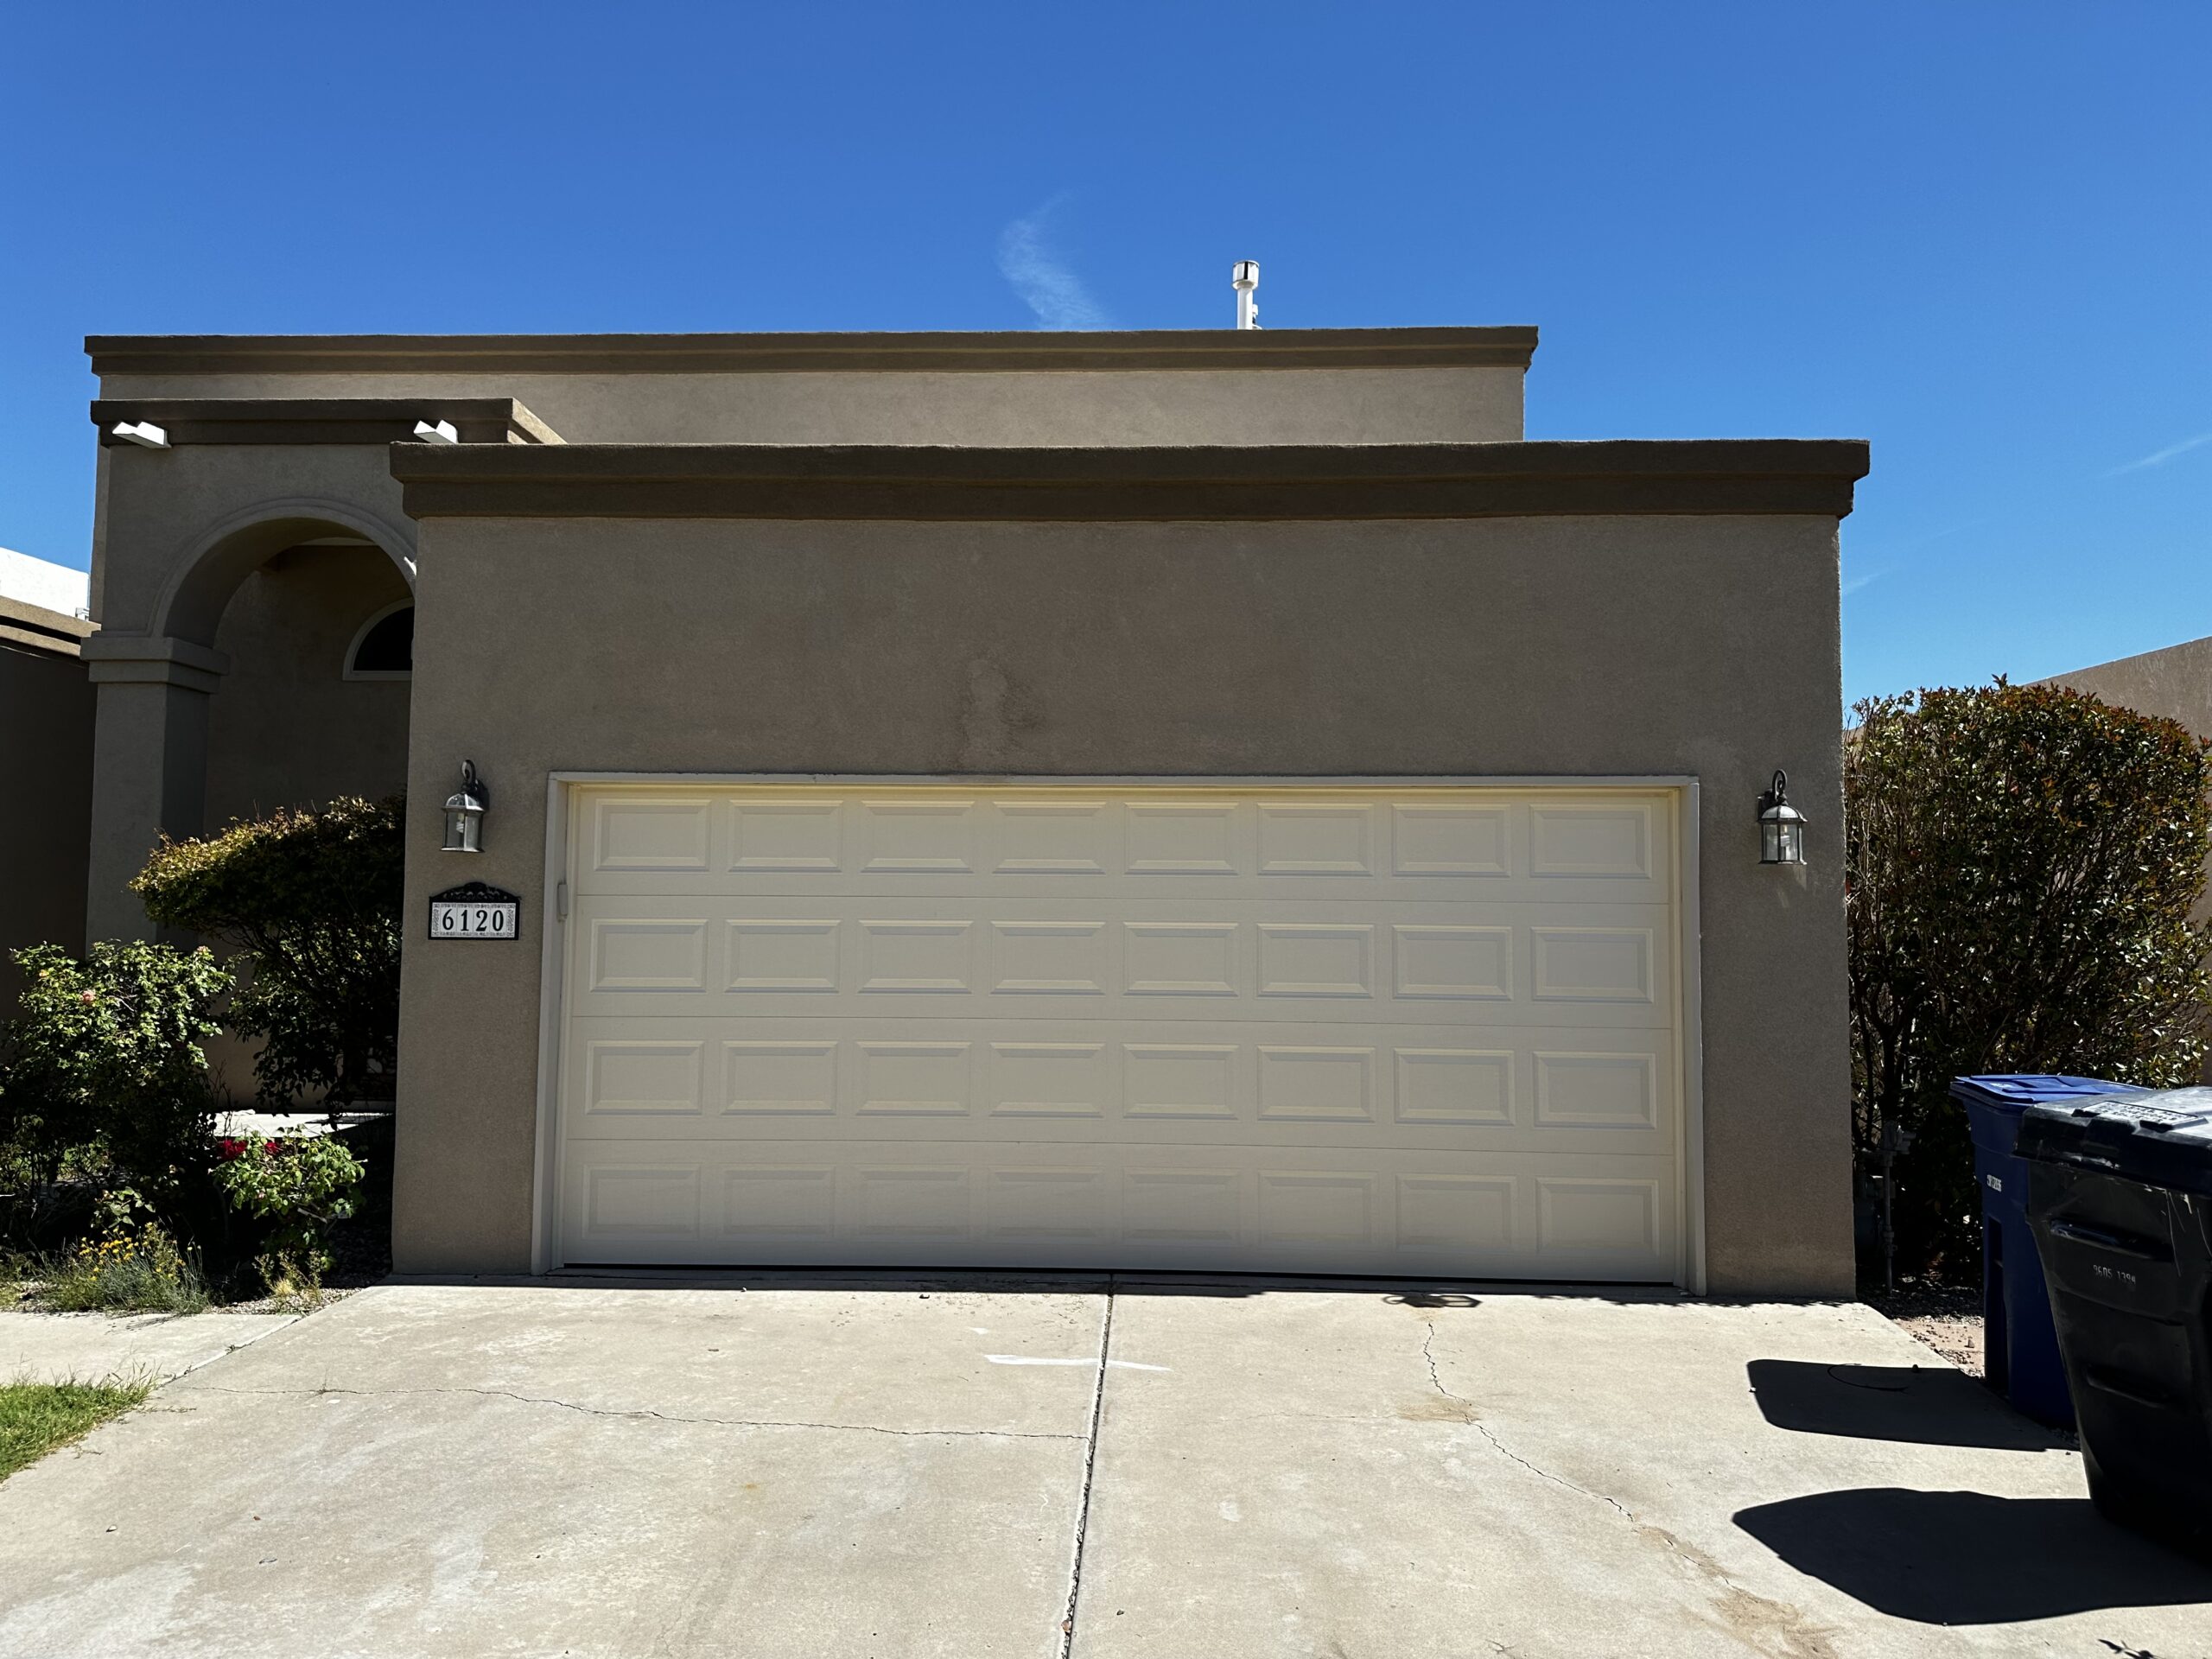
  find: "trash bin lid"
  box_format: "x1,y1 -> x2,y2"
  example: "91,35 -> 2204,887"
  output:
1950,1075 -> 2147,1116
2017,1086 -> 2212,1195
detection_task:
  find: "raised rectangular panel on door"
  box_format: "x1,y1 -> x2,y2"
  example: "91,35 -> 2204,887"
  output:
557,782 -> 1683,1280
729,798 -> 844,873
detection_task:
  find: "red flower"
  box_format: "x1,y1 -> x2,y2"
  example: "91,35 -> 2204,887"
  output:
264,1139 -> 282,1156
218,1138 -> 246,1160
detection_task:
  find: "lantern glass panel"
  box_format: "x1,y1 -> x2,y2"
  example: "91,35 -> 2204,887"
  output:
443,805 -> 483,854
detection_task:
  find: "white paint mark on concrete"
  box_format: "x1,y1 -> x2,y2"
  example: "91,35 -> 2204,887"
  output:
1219,1498 -> 1242,1522
985,1355 -> 1171,1372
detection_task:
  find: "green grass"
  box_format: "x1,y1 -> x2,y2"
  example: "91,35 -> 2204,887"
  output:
0,1378 -> 152,1480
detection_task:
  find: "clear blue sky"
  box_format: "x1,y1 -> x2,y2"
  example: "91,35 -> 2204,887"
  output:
3,4 -> 2205,708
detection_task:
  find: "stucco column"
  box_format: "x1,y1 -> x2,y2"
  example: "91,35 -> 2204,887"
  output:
80,635 -> 229,942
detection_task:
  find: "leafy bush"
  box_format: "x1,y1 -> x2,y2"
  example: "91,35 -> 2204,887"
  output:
133,797 -> 404,1109
1847,680 -> 2212,1280
34,1224 -> 209,1314
0,941 -> 232,1196
213,1132 -> 366,1273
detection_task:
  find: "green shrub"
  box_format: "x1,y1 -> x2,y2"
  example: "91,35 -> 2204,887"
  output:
0,940 -> 231,1196
34,1224 -> 209,1315
133,796 -> 403,1109
1847,680 -> 2212,1280
213,1132 -> 365,1274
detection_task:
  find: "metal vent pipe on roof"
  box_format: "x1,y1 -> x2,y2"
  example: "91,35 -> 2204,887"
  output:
1232,260 -> 1260,329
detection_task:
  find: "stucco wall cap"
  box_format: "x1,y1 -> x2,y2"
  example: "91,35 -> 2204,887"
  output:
86,327 -> 1540,378
388,437 -> 1871,522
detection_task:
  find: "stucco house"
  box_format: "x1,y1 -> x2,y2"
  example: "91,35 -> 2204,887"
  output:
76,326 -> 1866,1294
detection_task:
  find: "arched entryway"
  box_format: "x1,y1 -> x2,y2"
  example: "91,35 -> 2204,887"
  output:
82,500 -> 416,944
203,539 -> 413,828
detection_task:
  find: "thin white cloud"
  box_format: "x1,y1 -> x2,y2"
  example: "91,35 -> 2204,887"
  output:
1841,569 -> 1888,597
996,196 -> 1109,330
2106,430 -> 2212,477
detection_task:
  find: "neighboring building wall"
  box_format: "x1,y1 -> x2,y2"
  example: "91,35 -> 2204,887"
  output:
2040,634 -> 2212,741
389,507 -> 1857,1297
2041,634 -> 2212,1079
0,598 -> 94,1010
204,543 -> 412,827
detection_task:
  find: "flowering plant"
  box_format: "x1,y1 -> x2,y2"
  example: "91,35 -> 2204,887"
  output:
211,1131 -> 366,1271
41,1218 -> 207,1313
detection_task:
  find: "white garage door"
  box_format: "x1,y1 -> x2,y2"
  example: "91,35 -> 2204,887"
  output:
555,783 -> 1686,1281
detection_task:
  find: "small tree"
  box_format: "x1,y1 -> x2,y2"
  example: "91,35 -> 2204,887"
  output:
0,940 -> 232,1193
132,797 -> 404,1109
1847,681 -> 2212,1281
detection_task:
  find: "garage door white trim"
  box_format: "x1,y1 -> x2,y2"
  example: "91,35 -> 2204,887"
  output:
529,775 -> 1704,1288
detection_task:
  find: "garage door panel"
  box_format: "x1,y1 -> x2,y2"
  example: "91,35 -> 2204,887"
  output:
559,784 -> 1685,1281
560,1140 -> 1677,1278
561,1015 -> 1675,1155
567,898 -> 1674,1026
569,790 -> 1670,903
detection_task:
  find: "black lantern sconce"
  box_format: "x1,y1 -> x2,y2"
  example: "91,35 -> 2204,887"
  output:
442,760 -> 488,854
1758,769 -> 1806,866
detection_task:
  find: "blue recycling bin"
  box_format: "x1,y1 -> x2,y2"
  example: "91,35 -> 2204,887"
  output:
1952,1075 -> 2145,1425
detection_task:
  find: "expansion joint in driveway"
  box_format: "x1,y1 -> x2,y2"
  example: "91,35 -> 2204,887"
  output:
174,1382 -> 1083,1440
1056,1273 -> 1117,1657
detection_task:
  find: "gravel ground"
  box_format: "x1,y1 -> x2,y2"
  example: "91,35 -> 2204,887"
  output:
1866,1281 -> 1984,1376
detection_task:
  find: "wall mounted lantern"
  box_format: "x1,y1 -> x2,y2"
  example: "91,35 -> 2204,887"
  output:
1758,770 -> 1806,866
442,760 -> 488,854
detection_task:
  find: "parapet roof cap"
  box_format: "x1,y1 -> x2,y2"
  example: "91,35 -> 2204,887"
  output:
88,326 -> 1539,378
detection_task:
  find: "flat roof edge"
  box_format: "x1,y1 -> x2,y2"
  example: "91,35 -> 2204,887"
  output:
87,327 -> 1541,377
391,437 -> 1869,522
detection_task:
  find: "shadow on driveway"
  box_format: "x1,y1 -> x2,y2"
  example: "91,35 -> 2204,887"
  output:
1746,1357 -> 2069,1451
1735,1488 -> 2212,1623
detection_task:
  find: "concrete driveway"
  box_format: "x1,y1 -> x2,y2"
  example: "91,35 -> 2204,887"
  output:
1,1278 -> 2207,1659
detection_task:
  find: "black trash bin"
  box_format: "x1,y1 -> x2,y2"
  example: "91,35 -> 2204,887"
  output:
2018,1086 -> 2212,1556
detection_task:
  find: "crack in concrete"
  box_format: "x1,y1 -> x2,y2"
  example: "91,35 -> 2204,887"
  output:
1421,1323 -> 1835,1659
1420,1322 -> 1480,1419
175,1382 -> 1082,1441
1469,1420 -> 1637,1522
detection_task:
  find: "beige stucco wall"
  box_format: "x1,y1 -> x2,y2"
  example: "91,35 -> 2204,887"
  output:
92,365 -> 1525,447
0,630 -> 94,1010
390,512 -> 1854,1297
204,543 -> 411,828
2041,634 -> 2212,740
